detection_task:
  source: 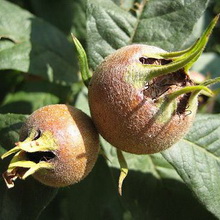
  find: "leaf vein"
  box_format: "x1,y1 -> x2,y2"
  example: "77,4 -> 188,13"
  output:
183,139 -> 220,162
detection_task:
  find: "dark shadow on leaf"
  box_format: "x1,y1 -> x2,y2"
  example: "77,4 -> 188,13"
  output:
0,122 -> 25,151
28,17 -> 78,86
0,176 -> 57,220
39,156 -> 216,220
0,101 -> 32,115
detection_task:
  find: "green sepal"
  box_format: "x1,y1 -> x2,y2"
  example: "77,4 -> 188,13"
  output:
166,85 -> 213,102
117,149 -> 128,196
201,77 -> 220,87
1,130 -> 58,160
18,131 -> 58,153
21,162 -> 52,179
1,146 -> 20,160
142,15 -> 219,82
3,159 -> 53,188
7,151 -> 26,171
155,99 -> 178,124
1,129 -> 57,188
201,77 -> 220,97
8,160 -> 37,170
155,85 -> 212,124
72,34 -> 92,87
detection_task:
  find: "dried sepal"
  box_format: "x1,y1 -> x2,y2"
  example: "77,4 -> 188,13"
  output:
1,129 -> 57,188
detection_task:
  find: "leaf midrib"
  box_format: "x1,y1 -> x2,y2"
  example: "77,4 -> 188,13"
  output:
128,0 -> 148,44
183,138 -> 220,162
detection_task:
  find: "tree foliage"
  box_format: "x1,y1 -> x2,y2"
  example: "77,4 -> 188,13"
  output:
0,0 -> 220,219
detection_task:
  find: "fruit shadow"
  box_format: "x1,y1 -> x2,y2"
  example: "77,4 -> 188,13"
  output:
0,119 -> 57,220
28,18 -> 78,83
0,175 -> 57,220
39,156 -> 215,220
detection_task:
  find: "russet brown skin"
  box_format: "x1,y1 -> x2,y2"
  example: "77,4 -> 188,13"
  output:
88,44 -> 197,154
20,104 -> 100,187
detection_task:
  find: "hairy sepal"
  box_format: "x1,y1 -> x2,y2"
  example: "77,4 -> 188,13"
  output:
125,15 -> 219,86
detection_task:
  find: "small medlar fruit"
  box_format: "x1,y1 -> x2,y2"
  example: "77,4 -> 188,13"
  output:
1,104 -> 100,188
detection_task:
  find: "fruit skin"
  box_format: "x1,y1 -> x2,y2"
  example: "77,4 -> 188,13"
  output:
88,44 -> 197,154
14,104 -> 99,187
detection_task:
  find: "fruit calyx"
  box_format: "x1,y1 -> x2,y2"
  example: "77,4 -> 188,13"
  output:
1,129 -> 57,188
123,15 -> 219,125
125,15 -> 219,90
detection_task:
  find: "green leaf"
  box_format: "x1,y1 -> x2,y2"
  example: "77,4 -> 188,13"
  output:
40,146 -> 215,219
0,70 -> 24,103
192,52 -> 220,78
74,86 -> 90,115
0,81 -> 71,114
162,113 -> 220,218
0,178 -> 57,220
0,114 -> 26,154
71,0 -> 86,41
191,52 -> 220,106
70,61 -> 219,218
131,0 -> 210,50
87,0 -> 135,69
0,0 -> 78,85
40,157 -> 128,220
0,113 -> 57,220
87,0 -> 210,69
0,92 -> 58,115
29,0 -> 75,35
111,0 -> 136,11
29,0 -> 86,40
182,10 -> 213,49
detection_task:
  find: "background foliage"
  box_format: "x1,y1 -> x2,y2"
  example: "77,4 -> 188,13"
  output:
0,0 -> 220,219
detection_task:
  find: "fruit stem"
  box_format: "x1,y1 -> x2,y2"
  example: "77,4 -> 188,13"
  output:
116,149 -> 128,196
72,34 -> 92,87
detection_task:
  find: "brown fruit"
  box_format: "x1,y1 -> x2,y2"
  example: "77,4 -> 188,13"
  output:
88,44 -> 198,154
1,104 -> 100,188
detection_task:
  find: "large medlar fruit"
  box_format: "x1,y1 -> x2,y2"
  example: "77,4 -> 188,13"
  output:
88,17 -> 218,154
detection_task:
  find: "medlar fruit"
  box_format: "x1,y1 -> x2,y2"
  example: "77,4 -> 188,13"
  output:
1,104 -> 100,188
88,17 -> 218,154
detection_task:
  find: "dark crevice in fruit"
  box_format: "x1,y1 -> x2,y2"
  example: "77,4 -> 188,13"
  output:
33,129 -> 41,140
176,93 -> 191,115
139,57 -> 171,65
26,151 -> 56,163
143,69 -> 193,100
